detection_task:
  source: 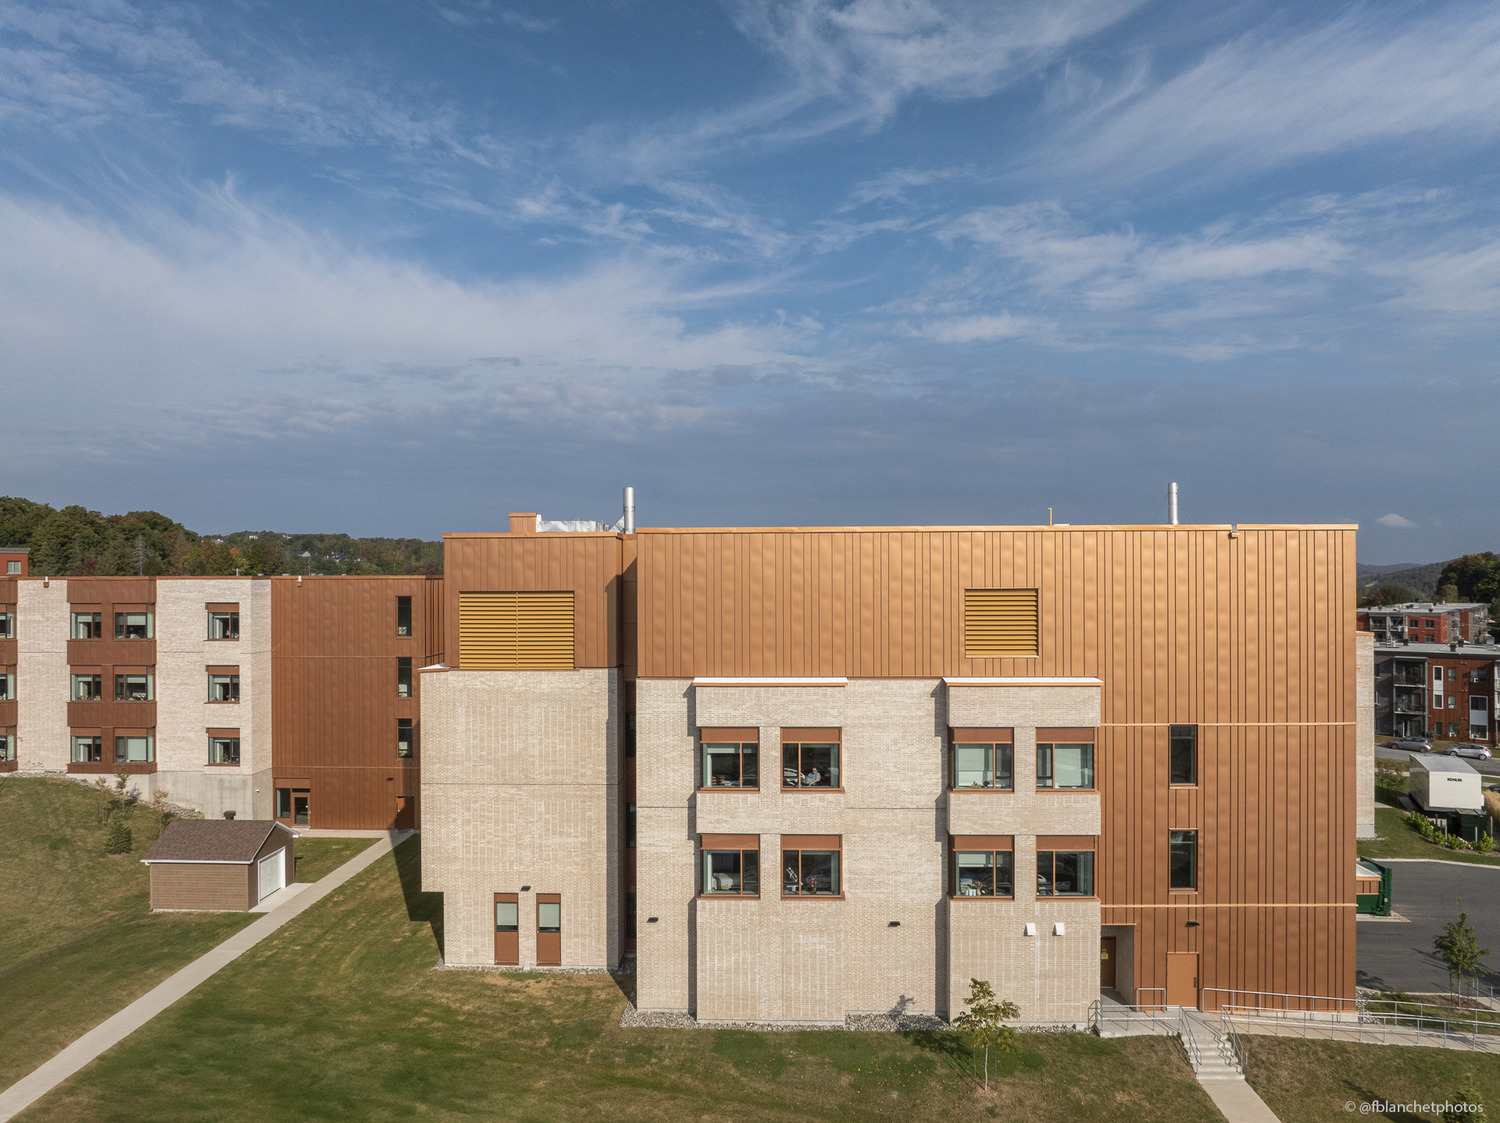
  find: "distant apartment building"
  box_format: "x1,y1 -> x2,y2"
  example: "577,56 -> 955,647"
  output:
1358,602 -> 1491,645
0,573 -> 439,828
420,511 -> 1367,1023
1373,640 -> 1499,743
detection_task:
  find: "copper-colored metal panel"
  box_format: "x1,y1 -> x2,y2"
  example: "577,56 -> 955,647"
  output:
1038,835 -> 1097,850
1037,727 -> 1096,743
780,727 -> 840,742
950,727 -> 1013,741
781,834 -> 841,850
700,834 -> 760,849
951,835 -> 1013,850
699,728 -> 757,742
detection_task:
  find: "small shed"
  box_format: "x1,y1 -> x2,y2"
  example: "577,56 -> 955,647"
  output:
143,819 -> 297,911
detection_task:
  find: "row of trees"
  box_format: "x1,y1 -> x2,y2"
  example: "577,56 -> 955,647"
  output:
0,496 -> 441,577
1361,551 -> 1500,619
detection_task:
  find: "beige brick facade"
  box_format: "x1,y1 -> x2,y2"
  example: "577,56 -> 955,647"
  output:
15,579 -> 70,771
420,667 -> 620,969
636,676 -> 1103,1024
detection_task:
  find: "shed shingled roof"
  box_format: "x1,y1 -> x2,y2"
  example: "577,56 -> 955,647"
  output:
143,819 -> 293,864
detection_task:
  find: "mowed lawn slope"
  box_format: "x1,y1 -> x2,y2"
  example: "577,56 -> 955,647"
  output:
24,836 -> 1221,1123
0,777 -> 370,1092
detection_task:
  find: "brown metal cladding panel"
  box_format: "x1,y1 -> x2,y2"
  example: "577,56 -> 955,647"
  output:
150,863 -> 253,911
272,576 -> 440,829
67,579 -> 156,604
443,535 -> 620,669
68,700 -> 156,727
0,701 -> 16,726
700,834 -> 760,849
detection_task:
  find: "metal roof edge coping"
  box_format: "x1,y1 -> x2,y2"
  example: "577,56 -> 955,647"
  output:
693,677 -> 848,686
943,677 -> 1104,686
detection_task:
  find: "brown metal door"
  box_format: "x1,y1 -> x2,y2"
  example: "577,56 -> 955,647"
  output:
536,894 -> 562,966
494,894 -> 519,965
1166,952 -> 1199,1008
1100,937 -> 1116,988
394,796 -> 414,831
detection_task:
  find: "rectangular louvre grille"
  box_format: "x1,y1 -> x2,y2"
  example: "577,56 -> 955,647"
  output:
964,588 -> 1039,658
460,591 -> 575,669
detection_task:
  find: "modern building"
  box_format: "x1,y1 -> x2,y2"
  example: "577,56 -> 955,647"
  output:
1358,602 -> 1491,645
420,511 -> 1368,1024
1373,641 -> 1499,743
0,573 -> 439,828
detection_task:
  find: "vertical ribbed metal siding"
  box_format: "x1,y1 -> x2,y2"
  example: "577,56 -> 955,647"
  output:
458,591 -> 575,669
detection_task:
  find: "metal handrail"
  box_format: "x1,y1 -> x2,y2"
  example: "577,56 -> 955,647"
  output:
1200,987 -> 1358,1014
1177,1008 -> 1202,1071
1219,1010 -> 1248,1074
1221,1004 -> 1500,1048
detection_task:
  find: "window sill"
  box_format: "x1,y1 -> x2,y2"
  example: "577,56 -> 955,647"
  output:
698,786 -> 760,793
948,787 -> 1014,794
697,894 -> 760,900
207,700 -> 240,705
1168,783 -> 1199,789
1168,888 -> 1199,895
780,893 -> 844,900
1036,787 -> 1098,794
949,894 -> 1016,901
1036,894 -> 1098,901
780,787 -> 845,794
206,762 -> 243,768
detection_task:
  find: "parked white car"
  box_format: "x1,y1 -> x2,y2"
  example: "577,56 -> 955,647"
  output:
1446,743 -> 1493,761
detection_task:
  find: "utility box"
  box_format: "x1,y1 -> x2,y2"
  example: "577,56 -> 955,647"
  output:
1355,858 -> 1392,916
1409,755 -> 1483,814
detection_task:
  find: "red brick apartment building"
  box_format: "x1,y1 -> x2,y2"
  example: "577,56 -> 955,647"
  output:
1359,602 -> 1491,645
1375,641 -> 1499,743
2,513 -> 1372,1023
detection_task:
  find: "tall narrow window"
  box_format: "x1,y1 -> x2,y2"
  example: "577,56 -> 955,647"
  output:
397,657 -> 412,698
626,803 -> 636,848
1170,830 -> 1198,890
1169,725 -> 1197,785
397,718 -> 414,758
396,596 -> 412,637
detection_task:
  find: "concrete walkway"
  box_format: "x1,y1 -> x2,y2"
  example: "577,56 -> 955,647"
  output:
0,829 -> 413,1123
1180,1012 -> 1281,1123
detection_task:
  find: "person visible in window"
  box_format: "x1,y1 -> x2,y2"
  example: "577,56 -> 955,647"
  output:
804,766 -> 821,786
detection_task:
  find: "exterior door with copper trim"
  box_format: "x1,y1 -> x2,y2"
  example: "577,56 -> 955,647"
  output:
395,796 -> 415,831
1166,952 -> 1199,1008
536,895 -> 562,966
1100,937 -> 1116,989
494,894 -> 519,965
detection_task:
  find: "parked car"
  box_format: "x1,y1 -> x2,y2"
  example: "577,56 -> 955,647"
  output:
1446,743 -> 1493,760
1387,738 -> 1432,752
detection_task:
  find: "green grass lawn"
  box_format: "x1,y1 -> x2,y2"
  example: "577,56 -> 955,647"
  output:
294,837 -> 376,883
1358,807 -> 1500,867
21,836 -> 1222,1123
1243,1037 -> 1497,1122
0,777 -> 256,1090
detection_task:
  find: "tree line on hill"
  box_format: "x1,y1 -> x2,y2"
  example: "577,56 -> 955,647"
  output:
1362,551 -> 1500,618
0,496 -> 441,577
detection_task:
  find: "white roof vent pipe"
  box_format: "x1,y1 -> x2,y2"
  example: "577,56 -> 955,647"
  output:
1167,482 -> 1179,526
623,486 -> 635,534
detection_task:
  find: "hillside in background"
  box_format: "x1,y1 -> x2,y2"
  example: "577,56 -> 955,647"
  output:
0,497 -> 441,577
1356,561 -> 1447,601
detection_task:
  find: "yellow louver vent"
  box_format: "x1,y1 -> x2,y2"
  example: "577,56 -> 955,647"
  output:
460,591 -> 575,670
964,588 -> 1039,659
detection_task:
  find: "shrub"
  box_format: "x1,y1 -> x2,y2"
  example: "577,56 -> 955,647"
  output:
1477,832 -> 1494,854
104,814 -> 133,855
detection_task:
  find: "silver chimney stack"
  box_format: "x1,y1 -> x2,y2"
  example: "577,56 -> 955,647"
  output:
1167,482 -> 1179,526
623,486 -> 635,534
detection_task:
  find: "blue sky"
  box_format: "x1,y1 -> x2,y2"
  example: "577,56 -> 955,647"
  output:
2,0 -> 1498,559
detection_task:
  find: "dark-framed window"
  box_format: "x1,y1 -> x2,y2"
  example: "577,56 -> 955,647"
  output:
1037,849 -> 1094,896
115,734 -> 154,763
1170,829 -> 1197,890
208,736 -> 241,765
538,900 -> 561,933
0,730 -> 13,761
115,611 -> 153,640
70,612 -> 102,639
782,731 -> 840,790
1169,725 -> 1197,785
207,610 -> 239,640
950,848 -> 1014,897
397,657 -> 413,698
71,735 -> 103,763
494,898 -> 519,933
701,736 -> 758,789
701,847 -> 759,896
397,718 -> 414,758
950,740 -> 1013,790
115,673 -> 154,702
207,674 -> 239,702
0,609 -> 13,639
0,670 -> 11,701
71,673 -> 103,701
782,842 -> 840,896
1037,742 -> 1094,790
396,596 -> 413,637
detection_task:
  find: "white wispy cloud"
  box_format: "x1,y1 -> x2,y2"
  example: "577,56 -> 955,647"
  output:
1041,3 -> 1500,183
1377,513 -> 1417,529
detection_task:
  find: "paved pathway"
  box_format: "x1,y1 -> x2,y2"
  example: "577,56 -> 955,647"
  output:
0,829 -> 412,1123
1181,1011 -> 1281,1123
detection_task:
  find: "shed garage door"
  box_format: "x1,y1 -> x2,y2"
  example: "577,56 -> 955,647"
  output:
257,849 -> 286,904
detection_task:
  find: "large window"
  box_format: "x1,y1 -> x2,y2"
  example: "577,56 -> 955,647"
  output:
397,657 -> 412,698
71,673 -> 103,701
0,609 -> 12,638
700,837 -> 759,896
397,596 -> 412,637
0,670 -> 13,701
115,673 -> 154,702
782,729 -> 840,790
1037,733 -> 1095,790
208,735 -> 241,765
782,837 -> 841,896
208,673 -> 240,702
950,842 -> 1014,897
115,612 -> 153,640
949,730 -> 1012,790
71,735 -> 103,763
1037,846 -> 1095,896
207,609 -> 239,640
1170,725 -> 1197,785
71,612 -> 102,639
1170,830 -> 1197,890
115,735 -> 154,763
397,718 -> 414,758
700,729 -> 758,789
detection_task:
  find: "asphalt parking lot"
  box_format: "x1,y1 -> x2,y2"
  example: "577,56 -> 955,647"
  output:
1357,860 -> 1500,994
